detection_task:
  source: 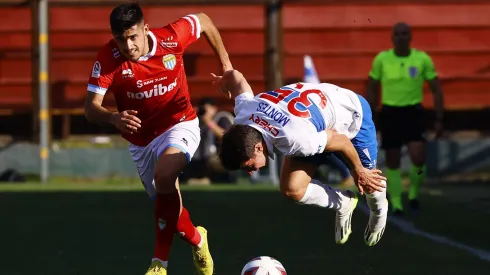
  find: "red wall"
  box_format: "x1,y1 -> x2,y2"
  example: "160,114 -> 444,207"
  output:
1,3 -> 490,112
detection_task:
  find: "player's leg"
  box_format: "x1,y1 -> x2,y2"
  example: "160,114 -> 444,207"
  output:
405,104 -> 428,211
129,144 -> 170,274
279,155 -> 358,244
280,154 -> 349,208
353,95 -> 388,246
150,119 -> 213,275
379,106 -> 404,214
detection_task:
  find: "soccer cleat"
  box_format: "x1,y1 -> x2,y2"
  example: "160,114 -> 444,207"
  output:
364,199 -> 388,246
335,190 -> 358,244
192,226 -> 214,275
145,260 -> 167,275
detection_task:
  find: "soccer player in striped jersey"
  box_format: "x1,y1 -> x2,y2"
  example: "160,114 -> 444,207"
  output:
214,70 -> 388,247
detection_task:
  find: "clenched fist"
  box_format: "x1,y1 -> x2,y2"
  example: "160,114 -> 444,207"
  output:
110,110 -> 141,134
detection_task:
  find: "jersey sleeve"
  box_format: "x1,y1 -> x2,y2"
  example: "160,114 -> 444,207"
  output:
234,92 -> 255,117
368,52 -> 384,81
169,14 -> 201,50
87,46 -> 117,95
422,53 -> 438,80
277,130 -> 327,157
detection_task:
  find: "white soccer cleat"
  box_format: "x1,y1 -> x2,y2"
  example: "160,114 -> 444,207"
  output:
335,190 -> 358,244
364,199 -> 388,246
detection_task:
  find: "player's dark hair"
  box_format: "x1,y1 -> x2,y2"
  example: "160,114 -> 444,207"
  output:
110,3 -> 144,35
219,124 -> 263,170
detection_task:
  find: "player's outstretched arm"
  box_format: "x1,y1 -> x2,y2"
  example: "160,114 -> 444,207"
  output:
324,129 -> 386,194
85,92 -> 141,134
196,13 -> 233,72
211,70 -> 253,99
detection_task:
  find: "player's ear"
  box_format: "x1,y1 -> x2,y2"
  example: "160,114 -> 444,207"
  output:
254,142 -> 263,153
143,23 -> 149,35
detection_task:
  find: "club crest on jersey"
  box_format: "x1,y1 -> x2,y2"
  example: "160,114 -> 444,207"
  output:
163,54 -> 177,70
91,61 -> 101,78
408,66 -> 419,78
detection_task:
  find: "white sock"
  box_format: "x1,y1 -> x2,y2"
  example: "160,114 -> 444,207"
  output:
365,181 -> 388,214
298,179 -> 352,211
151,258 -> 168,268
197,231 -> 204,248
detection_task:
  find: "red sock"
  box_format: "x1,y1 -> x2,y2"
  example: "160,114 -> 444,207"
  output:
153,192 -> 181,261
176,207 -> 202,246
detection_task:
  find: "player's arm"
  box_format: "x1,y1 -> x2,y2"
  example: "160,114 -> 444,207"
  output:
428,77 -> 444,119
85,92 -> 141,135
366,52 -> 383,112
195,13 -> 233,72
211,69 -> 253,99
324,129 -> 364,171
324,129 -> 386,193
84,54 -> 141,134
84,93 -> 116,126
424,53 -> 444,137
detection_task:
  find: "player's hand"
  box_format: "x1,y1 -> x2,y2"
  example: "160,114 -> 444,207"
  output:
111,110 -> 141,134
210,73 -> 231,99
434,120 -> 444,139
351,167 -> 386,195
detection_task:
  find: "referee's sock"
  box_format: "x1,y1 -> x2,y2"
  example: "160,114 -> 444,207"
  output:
386,168 -> 403,211
408,164 -> 426,201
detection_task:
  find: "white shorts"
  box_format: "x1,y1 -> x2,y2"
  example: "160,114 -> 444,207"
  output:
129,118 -> 201,199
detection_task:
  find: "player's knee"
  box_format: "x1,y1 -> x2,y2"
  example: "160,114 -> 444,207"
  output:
279,184 -> 305,202
154,161 -> 184,194
154,170 -> 179,194
411,156 -> 425,167
408,143 -> 426,167
385,153 -> 401,169
154,149 -> 188,194
385,148 -> 401,160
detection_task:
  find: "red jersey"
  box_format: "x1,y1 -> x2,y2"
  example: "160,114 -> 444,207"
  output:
87,15 -> 201,146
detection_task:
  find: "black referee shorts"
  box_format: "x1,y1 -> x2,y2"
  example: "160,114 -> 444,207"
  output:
379,104 -> 427,149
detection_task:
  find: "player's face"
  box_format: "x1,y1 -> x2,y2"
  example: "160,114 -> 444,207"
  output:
392,24 -> 411,49
113,22 -> 149,62
241,142 -> 268,175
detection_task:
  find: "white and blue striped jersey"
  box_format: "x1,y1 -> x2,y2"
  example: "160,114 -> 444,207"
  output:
234,82 -> 363,157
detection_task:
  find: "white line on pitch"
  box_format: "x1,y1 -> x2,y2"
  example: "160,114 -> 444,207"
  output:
358,203 -> 490,262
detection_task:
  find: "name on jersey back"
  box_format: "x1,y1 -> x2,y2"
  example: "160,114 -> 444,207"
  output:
256,102 -> 291,127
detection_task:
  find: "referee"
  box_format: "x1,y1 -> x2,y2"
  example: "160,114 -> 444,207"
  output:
366,22 -> 444,216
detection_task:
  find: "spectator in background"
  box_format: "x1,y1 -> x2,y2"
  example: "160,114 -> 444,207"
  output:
366,22 -> 444,216
180,97 -> 236,185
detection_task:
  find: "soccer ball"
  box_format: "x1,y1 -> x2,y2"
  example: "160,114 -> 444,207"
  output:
241,256 -> 287,275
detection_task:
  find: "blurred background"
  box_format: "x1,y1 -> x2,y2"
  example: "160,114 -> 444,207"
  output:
1,1 -> 490,274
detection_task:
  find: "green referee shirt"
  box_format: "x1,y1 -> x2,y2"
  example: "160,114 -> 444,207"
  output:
369,48 -> 437,106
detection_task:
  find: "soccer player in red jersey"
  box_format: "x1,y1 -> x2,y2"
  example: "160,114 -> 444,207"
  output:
84,3 -> 232,275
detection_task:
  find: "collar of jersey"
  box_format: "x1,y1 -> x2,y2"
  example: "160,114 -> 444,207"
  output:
138,31 -> 157,62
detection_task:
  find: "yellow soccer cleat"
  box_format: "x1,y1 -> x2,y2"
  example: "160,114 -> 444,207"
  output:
192,226 -> 214,275
335,190 -> 358,244
145,260 -> 167,275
